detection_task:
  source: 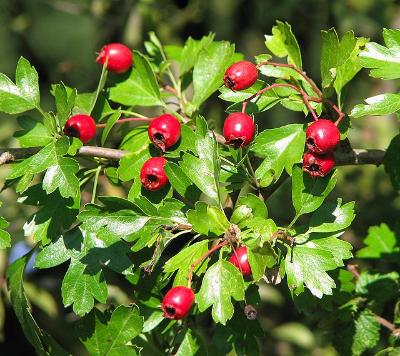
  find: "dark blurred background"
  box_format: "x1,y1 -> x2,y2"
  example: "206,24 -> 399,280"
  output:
0,0 -> 399,355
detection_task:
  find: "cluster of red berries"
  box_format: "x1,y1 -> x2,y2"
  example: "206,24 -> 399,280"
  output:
303,119 -> 340,177
63,43 -> 182,191
63,43 -> 133,143
140,114 -> 181,191
222,61 -> 258,147
161,245 -> 251,320
223,60 -> 341,177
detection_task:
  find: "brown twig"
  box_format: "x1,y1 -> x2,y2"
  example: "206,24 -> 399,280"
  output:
0,146 -> 386,167
374,315 -> 400,337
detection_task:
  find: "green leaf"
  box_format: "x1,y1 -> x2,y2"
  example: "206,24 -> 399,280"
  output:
14,116 -> 53,148
164,240 -> 209,286
74,92 -> 113,119
109,51 -> 163,107
119,125 -> 150,153
359,28 -> 400,80
231,194 -> 268,227
53,83 -> 76,127
0,57 -> 41,114
285,242 -> 337,298
320,29 -> 366,91
179,34 -> 215,75
164,125 -> 197,158
307,199 -> 355,234
76,305 -> 143,356
175,329 -> 202,356
78,204 -> 151,243
350,93 -> 400,118
265,21 -> 302,69
187,202 -> 229,237
35,228 -> 82,269
252,124 -> 305,186
8,138 -> 63,180
101,110 -> 122,146
21,185 -> 79,244
247,244 -> 276,281
384,134 -> 400,190
0,216 -> 10,249
197,260 -> 245,324
7,255 -> 69,356
352,310 -> 380,356
245,217 -> 277,246
357,223 -> 399,258
61,230 -> 108,315
292,165 -> 337,217
355,271 -> 399,303
192,41 -> 235,110
180,118 -> 220,201
164,162 -> 201,201
42,156 -> 80,199
310,233 -> 353,267
8,137 -> 75,196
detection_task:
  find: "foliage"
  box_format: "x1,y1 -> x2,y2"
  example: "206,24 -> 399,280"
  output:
0,21 -> 399,355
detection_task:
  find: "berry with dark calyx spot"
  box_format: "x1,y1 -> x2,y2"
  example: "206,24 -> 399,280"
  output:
224,61 -> 258,91
140,157 -> 169,191
63,114 -> 97,144
161,286 -> 195,320
223,112 -> 255,148
306,119 -> 340,154
148,114 -> 181,151
229,246 -> 252,276
303,151 -> 335,178
96,43 -> 133,73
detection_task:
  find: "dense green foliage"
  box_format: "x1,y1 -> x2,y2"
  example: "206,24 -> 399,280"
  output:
0,2 -> 399,355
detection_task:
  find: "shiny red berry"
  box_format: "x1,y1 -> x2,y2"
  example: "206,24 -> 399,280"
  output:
140,157 -> 169,191
229,246 -> 252,276
96,43 -> 133,73
161,286 -> 195,320
306,119 -> 340,154
224,61 -> 258,91
303,151 -> 335,177
148,114 -> 181,151
223,112 -> 255,147
63,114 -> 96,143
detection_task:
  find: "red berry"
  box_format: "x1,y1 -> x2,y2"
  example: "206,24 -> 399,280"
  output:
96,43 -> 133,73
229,246 -> 252,276
161,286 -> 195,320
140,157 -> 169,191
223,112 -> 255,147
224,61 -> 258,91
64,114 -> 96,143
303,151 -> 335,177
306,119 -> 340,154
148,114 -> 181,151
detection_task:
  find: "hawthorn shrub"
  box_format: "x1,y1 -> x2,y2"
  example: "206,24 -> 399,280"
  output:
0,21 -> 399,355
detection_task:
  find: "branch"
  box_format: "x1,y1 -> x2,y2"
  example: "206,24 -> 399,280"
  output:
335,149 -> 385,166
0,147 -> 386,166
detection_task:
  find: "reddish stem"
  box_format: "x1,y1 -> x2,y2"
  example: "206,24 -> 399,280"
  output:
187,240 -> 229,288
258,61 -> 323,98
242,83 -> 318,121
96,117 -> 154,128
308,96 -> 345,124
